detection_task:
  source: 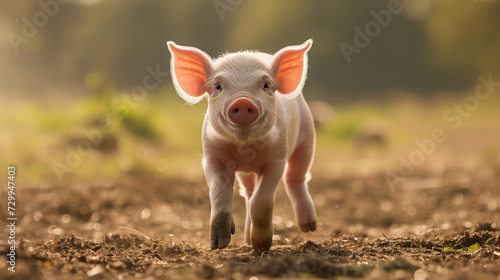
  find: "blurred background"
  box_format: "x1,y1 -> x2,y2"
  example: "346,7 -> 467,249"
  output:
1,0 -> 499,183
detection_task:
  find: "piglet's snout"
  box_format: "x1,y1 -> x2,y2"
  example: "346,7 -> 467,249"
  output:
228,98 -> 259,125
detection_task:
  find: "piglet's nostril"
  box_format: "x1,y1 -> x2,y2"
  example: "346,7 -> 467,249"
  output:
234,108 -> 239,113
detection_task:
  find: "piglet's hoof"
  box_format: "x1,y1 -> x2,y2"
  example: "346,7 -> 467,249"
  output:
210,212 -> 233,250
251,225 -> 273,251
299,220 -> 317,232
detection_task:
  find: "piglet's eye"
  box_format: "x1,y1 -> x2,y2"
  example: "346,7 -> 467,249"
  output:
215,84 -> 222,91
263,83 -> 269,90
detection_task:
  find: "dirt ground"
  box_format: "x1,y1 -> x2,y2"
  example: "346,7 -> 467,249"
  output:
2,161 -> 500,280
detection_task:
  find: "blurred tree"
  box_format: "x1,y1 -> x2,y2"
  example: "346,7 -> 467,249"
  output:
1,0 -> 499,100
426,0 -> 500,82
224,0 -> 448,99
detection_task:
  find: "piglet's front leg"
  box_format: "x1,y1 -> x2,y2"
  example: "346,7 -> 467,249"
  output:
204,158 -> 236,250
250,162 -> 285,251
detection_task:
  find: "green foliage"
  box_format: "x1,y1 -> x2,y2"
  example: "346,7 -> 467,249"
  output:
122,114 -> 159,139
443,243 -> 482,253
468,243 -> 481,253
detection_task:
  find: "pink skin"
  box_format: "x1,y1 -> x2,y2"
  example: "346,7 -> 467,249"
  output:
167,39 -> 317,251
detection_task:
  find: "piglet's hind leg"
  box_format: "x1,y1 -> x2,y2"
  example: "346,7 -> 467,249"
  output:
284,144 -> 317,232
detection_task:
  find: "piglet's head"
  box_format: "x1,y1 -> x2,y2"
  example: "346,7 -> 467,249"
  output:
167,40 -> 312,141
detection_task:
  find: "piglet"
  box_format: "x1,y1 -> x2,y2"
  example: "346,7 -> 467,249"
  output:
167,40 -> 317,251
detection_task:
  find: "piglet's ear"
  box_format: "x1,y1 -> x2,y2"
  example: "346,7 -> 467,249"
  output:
167,41 -> 213,103
272,39 -> 312,98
